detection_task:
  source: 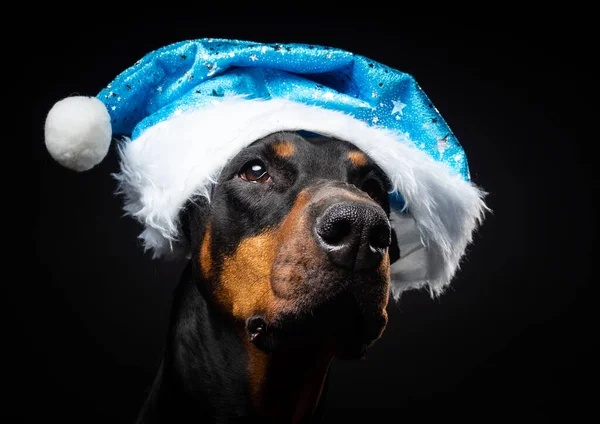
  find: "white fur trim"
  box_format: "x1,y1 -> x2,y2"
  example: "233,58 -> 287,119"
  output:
45,96 -> 112,171
115,97 -> 487,296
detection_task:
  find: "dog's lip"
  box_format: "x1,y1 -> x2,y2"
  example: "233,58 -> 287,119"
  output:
259,288 -> 387,352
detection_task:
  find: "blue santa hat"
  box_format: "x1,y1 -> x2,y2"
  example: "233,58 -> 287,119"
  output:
44,38 -> 487,298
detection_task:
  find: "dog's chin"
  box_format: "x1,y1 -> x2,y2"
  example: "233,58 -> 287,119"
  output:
249,288 -> 388,358
325,291 -> 388,360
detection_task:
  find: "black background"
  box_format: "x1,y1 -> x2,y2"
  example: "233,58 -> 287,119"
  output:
21,12 -> 591,423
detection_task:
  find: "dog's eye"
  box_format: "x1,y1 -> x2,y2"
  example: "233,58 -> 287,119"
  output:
239,160 -> 271,183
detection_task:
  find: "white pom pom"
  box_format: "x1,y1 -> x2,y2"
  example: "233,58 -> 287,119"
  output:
44,96 -> 112,171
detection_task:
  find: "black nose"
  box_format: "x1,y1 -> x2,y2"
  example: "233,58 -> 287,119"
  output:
316,202 -> 391,271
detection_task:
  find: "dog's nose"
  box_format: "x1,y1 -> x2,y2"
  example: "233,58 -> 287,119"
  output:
316,202 -> 391,271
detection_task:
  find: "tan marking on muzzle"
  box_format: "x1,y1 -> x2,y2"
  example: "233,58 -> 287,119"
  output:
216,191 -> 312,319
216,231 -> 278,319
269,191 -> 320,305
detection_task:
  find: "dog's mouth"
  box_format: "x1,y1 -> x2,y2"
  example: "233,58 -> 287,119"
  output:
246,285 -> 388,359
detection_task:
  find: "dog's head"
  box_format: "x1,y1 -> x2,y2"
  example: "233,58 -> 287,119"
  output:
183,131 -> 400,359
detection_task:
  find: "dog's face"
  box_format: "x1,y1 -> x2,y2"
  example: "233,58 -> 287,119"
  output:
186,131 -> 399,359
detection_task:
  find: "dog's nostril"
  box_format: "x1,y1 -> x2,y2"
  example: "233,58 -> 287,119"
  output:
369,223 -> 391,250
317,218 -> 353,246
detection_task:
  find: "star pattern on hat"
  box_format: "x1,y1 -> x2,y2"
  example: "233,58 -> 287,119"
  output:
391,99 -> 406,116
436,134 -> 450,155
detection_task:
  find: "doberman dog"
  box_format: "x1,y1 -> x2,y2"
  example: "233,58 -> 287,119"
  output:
135,131 -> 401,423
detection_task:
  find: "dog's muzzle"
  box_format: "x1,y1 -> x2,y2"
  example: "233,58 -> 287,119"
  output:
247,181 -> 392,357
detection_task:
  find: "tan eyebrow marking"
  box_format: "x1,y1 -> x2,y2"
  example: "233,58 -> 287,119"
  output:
348,151 -> 368,167
272,141 -> 296,158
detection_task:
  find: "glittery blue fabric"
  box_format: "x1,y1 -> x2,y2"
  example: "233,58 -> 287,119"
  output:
98,38 -> 470,188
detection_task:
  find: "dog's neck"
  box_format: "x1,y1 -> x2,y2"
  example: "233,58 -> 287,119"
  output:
136,262 -> 331,423
245,333 -> 333,422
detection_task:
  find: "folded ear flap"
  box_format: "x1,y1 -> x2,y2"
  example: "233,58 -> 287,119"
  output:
178,195 -> 212,258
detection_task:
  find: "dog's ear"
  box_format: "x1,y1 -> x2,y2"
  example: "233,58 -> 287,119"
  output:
179,195 -> 211,254
389,228 -> 401,264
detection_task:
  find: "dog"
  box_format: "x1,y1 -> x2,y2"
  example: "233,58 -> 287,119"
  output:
135,130 -> 401,423
42,37 -> 487,424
